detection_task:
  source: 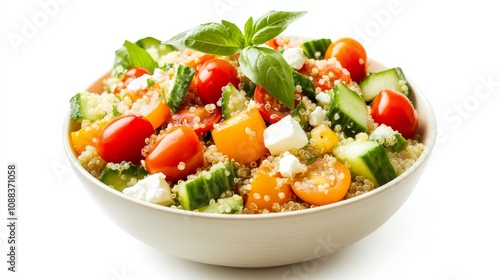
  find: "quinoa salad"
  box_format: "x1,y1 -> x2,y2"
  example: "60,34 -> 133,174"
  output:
68,11 -> 425,214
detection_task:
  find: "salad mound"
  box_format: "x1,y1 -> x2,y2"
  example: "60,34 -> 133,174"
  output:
68,11 -> 425,214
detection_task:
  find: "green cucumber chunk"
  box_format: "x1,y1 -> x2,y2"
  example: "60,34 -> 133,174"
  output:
135,36 -> 177,58
198,195 -> 243,214
166,64 -> 196,112
369,124 -> 408,152
98,162 -> 149,192
221,83 -> 248,119
334,140 -> 397,187
178,161 -> 237,210
359,67 -> 410,102
70,91 -> 120,123
327,82 -> 368,137
293,70 -> 315,101
300,38 -> 332,59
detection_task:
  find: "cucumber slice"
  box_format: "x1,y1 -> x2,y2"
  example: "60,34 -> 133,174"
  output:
300,38 -> 332,59
369,124 -> 407,152
166,64 -> 195,112
135,36 -> 176,57
98,162 -> 149,192
70,91 -> 120,123
334,140 -> 397,187
178,161 -> 237,210
198,195 -> 243,214
327,82 -> 368,137
292,70 -> 315,101
359,67 -> 410,102
221,83 -> 248,119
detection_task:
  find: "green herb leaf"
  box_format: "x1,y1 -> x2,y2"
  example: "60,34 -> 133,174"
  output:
163,22 -> 244,56
250,10 -> 307,45
113,40 -> 158,73
239,46 -> 295,109
243,16 -> 254,45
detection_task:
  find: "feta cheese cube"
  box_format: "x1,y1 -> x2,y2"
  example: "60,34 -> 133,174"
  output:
279,152 -> 307,178
126,74 -> 152,91
123,173 -> 174,206
315,92 -> 331,107
309,106 -> 326,127
282,47 -> 308,70
264,115 -> 308,155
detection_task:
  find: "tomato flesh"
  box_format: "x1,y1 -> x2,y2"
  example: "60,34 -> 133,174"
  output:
170,106 -> 222,135
254,85 -> 297,124
97,115 -> 154,164
298,59 -> 350,91
371,89 -> 419,139
196,58 -> 239,105
144,126 -> 204,182
324,37 -> 367,83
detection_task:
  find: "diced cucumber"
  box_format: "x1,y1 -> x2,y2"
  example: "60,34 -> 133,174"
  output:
166,64 -> 196,112
98,162 -> 149,192
293,70 -> 315,101
70,91 -> 120,123
198,195 -> 243,214
327,82 -> 368,137
221,83 -> 249,119
369,124 -> 407,152
359,67 -> 410,102
178,161 -> 237,210
135,36 -> 177,57
300,38 -> 332,59
334,140 -> 397,187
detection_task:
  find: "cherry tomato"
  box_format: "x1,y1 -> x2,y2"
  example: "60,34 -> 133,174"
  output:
196,59 -> 239,105
371,89 -> 419,139
97,114 -> 154,164
298,59 -> 350,91
324,38 -> 367,83
170,106 -> 222,135
254,85 -> 297,124
144,126 -> 204,181
114,67 -> 151,94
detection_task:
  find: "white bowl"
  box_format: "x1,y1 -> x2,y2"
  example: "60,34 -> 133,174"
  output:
63,60 -> 437,268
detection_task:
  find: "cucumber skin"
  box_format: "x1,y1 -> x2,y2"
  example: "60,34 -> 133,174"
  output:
198,195 -> 243,214
70,93 -> 83,122
300,38 -> 332,59
292,70 -> 315,101
167,64 -> 195,113
359,67 -> 410,102
98,163 -> 149,192
327,82 -> 368,138
178,162 -> 237,210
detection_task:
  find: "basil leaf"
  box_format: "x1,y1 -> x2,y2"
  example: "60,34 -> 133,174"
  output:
239,46 -> 295,109
243,16 -> 254,45
250,10 -> 307,46
163,22 -> 244,56
113,40 -> 158,73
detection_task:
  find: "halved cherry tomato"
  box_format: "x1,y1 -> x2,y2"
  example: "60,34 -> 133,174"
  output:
196,58 -> 240,105
291,157 -> 351,206
245,167 -> 293,212
170,106 -> 222,135
324,37 -> 367,83
371,89 -> 419,139
144,126 -> 204,181
254,85 -> 296,124
97,115 -> 154,164
114,67 -> 151,94
298,59 -> 350,91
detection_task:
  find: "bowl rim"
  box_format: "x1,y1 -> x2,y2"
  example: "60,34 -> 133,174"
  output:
63,59 -> 437,220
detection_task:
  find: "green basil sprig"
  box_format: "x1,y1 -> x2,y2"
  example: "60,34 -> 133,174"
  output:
164,10 -> 307,109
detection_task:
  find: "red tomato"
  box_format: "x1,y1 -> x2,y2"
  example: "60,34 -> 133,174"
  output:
196,59 -> 239,105
97,115 -> 154,164
371,89 -> 419,139
324,38 -> 367,83
298,59 -> 350,91
144,126 -> 204,181
254,85 -> 293,124
114,67 -> 151,94
170,106 -> 222,135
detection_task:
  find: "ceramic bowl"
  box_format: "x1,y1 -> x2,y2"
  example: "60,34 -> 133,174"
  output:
63,60 -> 436,268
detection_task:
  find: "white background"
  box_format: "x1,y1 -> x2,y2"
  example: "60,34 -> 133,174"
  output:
1,0 -> 499,279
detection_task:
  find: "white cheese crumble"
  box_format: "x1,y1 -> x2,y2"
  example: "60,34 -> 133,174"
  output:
122,173 -> 174,206
126,74 -> 152,91
263,115 -> 308,155
282,47 -> 308,70
315,92 -> 331,107
309,106 -> 326,127
279,152 -> 307,178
